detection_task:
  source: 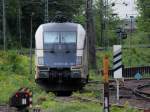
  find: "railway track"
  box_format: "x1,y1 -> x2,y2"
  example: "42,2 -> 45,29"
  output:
85,79 -> 150,110
134,84 -> 150,101
0,105 -> 43,112
0,105 -> 17,112
34,81 -> 149,111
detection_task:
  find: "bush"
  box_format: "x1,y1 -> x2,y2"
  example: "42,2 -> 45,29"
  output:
0,51 -> 30,75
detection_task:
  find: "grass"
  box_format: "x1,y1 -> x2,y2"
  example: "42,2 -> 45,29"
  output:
40,98 -> 141,112
0,51 -> 39,104
0,73 -> 34,103
41,100 -> 102,112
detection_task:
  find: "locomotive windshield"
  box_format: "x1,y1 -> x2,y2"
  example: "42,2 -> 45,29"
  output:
44,32 -> 76,44
44,32 -> 59,43
61,32 -> 76,43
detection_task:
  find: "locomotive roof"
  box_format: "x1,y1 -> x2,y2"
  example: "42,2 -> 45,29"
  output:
39,22 -> 79,32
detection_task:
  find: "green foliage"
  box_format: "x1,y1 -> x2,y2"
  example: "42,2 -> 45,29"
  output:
88,69 -> 102,81
0,73 -> 33,103
48,0 -> 84,20
123,31 -> 150,45
111,106 -> 141,112
41,100 -> 101,112
0,0 -> 121,49
0,51 -> 29,75
93,0 -> 121,47
137,0 -> 150,33
96,47 -> 150,68
0,51 -> 38,104
0,0 -> 84,48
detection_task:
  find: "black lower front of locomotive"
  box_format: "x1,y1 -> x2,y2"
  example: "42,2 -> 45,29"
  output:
35,68 -> 86,94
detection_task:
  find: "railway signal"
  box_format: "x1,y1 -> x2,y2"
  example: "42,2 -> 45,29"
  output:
102,55 -> 110,112
9,88 -> 32,111
116,28 -> 127,39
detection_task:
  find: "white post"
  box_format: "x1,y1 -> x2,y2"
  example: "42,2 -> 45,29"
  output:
116,79 -> 120,102
113,45 -> 122,103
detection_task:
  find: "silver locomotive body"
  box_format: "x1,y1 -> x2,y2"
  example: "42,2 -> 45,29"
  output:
35,23 -> 88,94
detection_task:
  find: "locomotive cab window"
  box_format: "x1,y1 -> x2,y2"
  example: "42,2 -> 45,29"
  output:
61,32 -> 76,43
44,32 -> 59,43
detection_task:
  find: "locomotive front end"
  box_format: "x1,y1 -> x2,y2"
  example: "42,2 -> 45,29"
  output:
35,23 -> 87,94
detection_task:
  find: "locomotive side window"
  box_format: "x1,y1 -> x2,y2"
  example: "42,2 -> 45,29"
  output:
61,32 -> 76,43
44,32 -> 59,43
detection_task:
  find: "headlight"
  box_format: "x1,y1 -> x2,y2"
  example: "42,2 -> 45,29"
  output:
38,57 -> 44,65
39,71 -> 49,78
76,56 -> 82,65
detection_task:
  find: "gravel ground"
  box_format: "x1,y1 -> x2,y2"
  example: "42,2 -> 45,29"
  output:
109,79 -> 150,110
0,105 -> 17,112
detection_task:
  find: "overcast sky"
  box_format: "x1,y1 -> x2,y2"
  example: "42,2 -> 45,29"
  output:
112,0 -> 138,19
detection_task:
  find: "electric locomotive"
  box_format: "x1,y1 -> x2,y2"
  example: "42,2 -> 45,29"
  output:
35,22 -> 88,95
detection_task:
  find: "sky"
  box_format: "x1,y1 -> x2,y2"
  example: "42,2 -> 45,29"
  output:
112,0 -> 138,19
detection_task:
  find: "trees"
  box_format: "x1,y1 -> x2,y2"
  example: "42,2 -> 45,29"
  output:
48,0 -> 84,21
137,0 -> 150,33
0,0 -> 84,49
0,0 -> 121,69
93,0 -> 121,47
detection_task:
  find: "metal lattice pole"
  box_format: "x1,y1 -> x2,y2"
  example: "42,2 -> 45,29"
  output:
44,0 -> 49,23
2,0 -> 6,51
18,2 -> 22,52
30,13 -> 33,76
100,0 -> 104,47
103,0 -> 108,50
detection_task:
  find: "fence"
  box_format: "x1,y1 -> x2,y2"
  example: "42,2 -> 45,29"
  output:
109,66 -> 150,78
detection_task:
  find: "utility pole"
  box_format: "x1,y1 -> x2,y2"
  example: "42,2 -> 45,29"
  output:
44,0 -> 49,23
86,0 -> 96,69
2,0 -> 6,51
